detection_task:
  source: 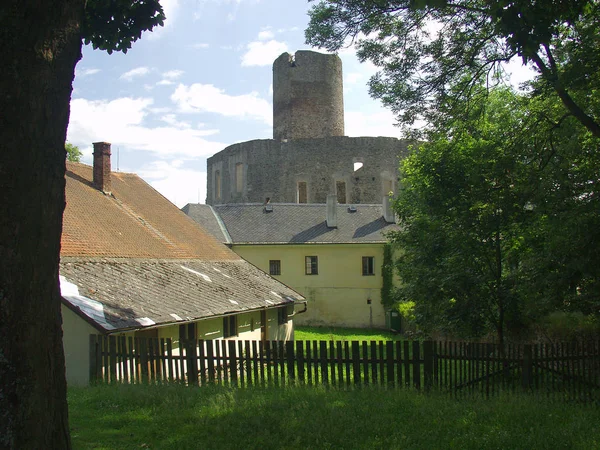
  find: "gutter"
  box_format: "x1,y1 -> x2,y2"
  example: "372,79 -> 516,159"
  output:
103,299 -> 306,335
288,300 -> 308,317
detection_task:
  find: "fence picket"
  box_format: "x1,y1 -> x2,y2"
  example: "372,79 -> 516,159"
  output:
87,335 -> 599,402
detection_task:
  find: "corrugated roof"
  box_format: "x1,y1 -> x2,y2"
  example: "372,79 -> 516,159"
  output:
183,203 -> 399,244
60,258 -> 298,332
60,163 -> 303,332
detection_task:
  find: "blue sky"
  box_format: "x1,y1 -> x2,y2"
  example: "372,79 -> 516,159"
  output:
68,0 -> 532,207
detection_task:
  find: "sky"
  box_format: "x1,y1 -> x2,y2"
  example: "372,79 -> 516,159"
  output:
67,0 -> 533,207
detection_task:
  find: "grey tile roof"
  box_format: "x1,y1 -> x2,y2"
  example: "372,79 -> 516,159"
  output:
184,203 -> 399,244
181,203 -> 230,243
60,258 -> 301,332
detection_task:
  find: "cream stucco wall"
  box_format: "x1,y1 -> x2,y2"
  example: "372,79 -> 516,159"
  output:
62,306 -> 293,385
232,243 -> 387,328
62,305 -> 101,386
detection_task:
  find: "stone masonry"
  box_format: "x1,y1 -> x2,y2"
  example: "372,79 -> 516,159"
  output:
206,50 -> 412,206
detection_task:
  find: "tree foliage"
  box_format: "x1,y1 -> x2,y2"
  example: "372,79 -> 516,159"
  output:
83,0 -> 165,54
65,142 -> 82,162
388,87 -> 600,343
306,0 -> 600,138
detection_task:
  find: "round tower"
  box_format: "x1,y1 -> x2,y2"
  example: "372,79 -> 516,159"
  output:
273,50 -> 344,141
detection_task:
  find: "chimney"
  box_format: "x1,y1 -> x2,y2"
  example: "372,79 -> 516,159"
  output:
383,195 -> 396,223
93,142 -> 111,194
326,194 -> 337,228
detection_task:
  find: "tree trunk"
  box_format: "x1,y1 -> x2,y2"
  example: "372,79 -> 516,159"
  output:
0,0 -> 84,448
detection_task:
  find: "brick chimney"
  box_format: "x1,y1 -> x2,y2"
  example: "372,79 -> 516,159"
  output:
326,194 -> 337,228
93,142 -> 111,194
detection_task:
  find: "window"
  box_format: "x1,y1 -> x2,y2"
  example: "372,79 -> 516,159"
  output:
235,163 -> 243,193
179,323 -> 196,343
297,181 -> 307,203
278,306 -> 289,325
215,170 -> 221,200
223,315 -> 238,338
269,260 -> 281,276
362,256 -> 375,276
336,180 -> 346,204
305,256 -> 318,275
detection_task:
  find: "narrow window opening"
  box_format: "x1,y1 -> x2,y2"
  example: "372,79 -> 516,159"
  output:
215,170 -> 221,200
336,181 -> 346,204
223,315 -> 238,338
278,306 -> 289,325
297,181 -> 307,203
235,163 -> 243,193
179,322 -> 197,343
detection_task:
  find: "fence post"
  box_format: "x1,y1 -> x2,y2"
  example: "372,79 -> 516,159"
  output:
286,340 -> 295,384
423,340 -> 434,391
187,339 -> 199,386
522,344 -> 533,391
412,341 -> 421,389
109,335 -> 117,383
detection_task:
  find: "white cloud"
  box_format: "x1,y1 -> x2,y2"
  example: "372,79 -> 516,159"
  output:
192,42 -> 209,49
163,70 -> 184,79
171,83 -> 272,124
160,114 -> 191,129
345,110 -> 401,138
241,39 -> 288,67
138,160 -> 207,208
258,30 -> 274,41
67,97 -> 225,158
157,79 -> 175,86
120,67 -> 151,81
77,67 -> 100,77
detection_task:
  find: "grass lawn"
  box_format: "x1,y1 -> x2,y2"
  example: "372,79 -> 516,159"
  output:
295,326 -> 399,342
69,384 -> 600,450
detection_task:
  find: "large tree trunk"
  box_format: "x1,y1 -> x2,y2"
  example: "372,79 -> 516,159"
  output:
0,0 -> 84,448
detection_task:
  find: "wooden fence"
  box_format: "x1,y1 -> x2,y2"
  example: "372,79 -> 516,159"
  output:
89,335 -> 600,402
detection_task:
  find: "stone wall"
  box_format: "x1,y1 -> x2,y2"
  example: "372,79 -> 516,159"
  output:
206,136 -> 410,205
273,50 -> 344,140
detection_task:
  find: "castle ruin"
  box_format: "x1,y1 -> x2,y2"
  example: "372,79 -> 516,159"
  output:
206,50 -> 409,205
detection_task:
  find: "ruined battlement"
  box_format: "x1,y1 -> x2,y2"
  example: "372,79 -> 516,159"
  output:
273,50 -> 344,141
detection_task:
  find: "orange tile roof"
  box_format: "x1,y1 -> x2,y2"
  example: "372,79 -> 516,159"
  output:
61,162 -> 238,260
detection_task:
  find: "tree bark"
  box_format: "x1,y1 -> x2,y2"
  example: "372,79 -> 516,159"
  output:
0,0 -> 84,448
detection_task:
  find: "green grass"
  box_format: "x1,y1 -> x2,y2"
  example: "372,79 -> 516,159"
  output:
69,384 -> 600,450
295,326 -> 399,342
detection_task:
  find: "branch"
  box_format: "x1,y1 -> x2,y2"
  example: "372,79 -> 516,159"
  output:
529,47 -> 600,139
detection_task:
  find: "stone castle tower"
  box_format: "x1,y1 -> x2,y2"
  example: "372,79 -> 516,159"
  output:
273,51 -> 344,140
206,50 -> 409,206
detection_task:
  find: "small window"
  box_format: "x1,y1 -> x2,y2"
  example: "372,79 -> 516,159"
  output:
223,315 -> 238,338
215,170 -> 221,200
235,163 -> 243,193
269,260 -> 281,276
362,256 -> 375,276
336,181 -> 346,204
297,181 -> 307,203
305,256 -> 318,275
278,306 -> 289,325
